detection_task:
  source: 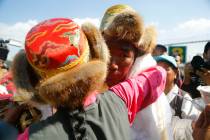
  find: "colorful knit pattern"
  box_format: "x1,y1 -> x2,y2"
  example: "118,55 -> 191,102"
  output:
0,72 -> 15,100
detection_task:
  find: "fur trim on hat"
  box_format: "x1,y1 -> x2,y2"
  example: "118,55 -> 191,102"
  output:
11,50 -> 45,104
138,26 -> 157,55
12,23 -> 110,109
82,22 -> 110,64
102,11 -> 144,45
39,60 -> 107,110
101,9 -> 157,56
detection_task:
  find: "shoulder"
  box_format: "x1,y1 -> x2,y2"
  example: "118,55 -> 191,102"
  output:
97,90 -> 127,109
139,66 -> 166,80
179,89 -> 192,99
139,66 -> 166,91
29,112 -> 64,139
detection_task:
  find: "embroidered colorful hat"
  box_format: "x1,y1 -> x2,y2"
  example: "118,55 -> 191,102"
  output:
12,18 -> 109,106
25,18 -> 89,78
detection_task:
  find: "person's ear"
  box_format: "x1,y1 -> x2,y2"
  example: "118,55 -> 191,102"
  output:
174,69 -> 178,79
174,73 -> 177,79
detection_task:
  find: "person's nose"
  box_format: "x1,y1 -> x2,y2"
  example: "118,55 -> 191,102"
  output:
110,57 -> 118,71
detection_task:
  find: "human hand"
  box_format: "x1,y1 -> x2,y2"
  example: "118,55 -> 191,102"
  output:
193,104 -> 210,140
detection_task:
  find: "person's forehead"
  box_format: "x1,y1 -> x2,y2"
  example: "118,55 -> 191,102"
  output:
175,55 -> 181,60
108,40 -> 135,51
158,60 -> 175,68
157,61 -> 170,65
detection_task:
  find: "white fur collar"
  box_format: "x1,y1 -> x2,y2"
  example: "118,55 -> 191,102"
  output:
128,53 -> 157,78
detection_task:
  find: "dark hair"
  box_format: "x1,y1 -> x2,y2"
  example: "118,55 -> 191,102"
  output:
0,39 -> 9,61
156,44 -> 167,52
0,47 -> 9,61
204,42 -> 210,54
60,107 -> 88,140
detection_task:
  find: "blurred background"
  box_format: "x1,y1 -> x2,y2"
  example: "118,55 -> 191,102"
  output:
0,0 -> 210,63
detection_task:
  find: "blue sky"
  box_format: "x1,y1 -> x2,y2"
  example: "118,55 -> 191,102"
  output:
1,0 -> 210,28
1,0 -> 210,61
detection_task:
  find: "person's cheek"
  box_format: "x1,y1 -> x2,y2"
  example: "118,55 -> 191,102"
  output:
121,59 -> 134,75
166,71 -> 172,83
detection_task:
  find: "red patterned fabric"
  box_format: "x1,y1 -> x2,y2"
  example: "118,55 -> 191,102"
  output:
0,72 -> 15,100
25,18 -> 88,77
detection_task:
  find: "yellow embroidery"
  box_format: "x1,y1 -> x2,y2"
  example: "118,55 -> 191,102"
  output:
28,40 -> 89,78
106,4 -> 132,15
53,22 -> 78,33
100,4 -> 134,31
26,31 -> 47,46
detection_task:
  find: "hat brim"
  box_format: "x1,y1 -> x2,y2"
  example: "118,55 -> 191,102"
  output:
154,56 -> 178,69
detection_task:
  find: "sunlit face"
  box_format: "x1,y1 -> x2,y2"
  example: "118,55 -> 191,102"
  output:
174,55 -> 182,65
157,61 -> 177,93
106,41 -> 136,87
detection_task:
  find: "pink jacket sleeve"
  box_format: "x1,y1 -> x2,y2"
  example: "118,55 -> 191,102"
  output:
17,127 -> 29,140
110,66 -> 166,124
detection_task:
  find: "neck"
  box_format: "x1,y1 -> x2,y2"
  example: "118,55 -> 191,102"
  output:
128,53 -> 156,78
164,83 -> 175,95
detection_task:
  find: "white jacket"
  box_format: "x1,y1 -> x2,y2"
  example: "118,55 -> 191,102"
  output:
167,84 -> 201,120
167,84 -> 202,140
129,54 -> 173,140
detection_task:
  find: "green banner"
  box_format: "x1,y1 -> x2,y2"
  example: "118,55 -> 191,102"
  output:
168,46 -> 187,63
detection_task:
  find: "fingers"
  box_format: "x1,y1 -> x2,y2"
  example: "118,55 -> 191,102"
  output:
196,104 -> 210,128
195,110 -> 205,128
203,104 -> 210,128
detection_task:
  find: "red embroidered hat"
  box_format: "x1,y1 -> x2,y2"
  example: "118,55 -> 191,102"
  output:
25,18 -> 89,78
